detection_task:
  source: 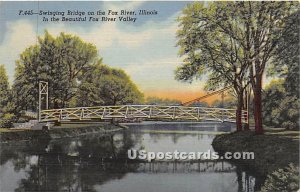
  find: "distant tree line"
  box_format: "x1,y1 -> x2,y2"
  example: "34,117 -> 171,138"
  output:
145,97 -> 182,105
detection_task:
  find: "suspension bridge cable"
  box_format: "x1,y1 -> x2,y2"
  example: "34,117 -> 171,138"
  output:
181,86 -> 232,106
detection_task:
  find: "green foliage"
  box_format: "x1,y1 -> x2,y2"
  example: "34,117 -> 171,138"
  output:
262,80 -> 285,127
263,80 -> 299,130
0,113 -> 16,128
145,97 -> 181,105
176,1 -> 297,88
77,64 -> 144,106
0,65 -> 10,112
268,10 -> 300,98
213,130 -> 299,177
190,101 -> 209,107
211,98 -> 236,108
265,11 -> 299,130
13,31 -> 99,111
0,65 -> 16,128
176,2 -> 247,88
176,2 -> 298,132
176,2 -> 254,130
260,164 -> 299,192
263,8 -> 300,131
12,31 -> 143,112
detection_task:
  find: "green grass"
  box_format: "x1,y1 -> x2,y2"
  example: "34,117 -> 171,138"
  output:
265,128 -> 299,140
0,128 -> 32,132
212,130 -> 299,177
53,122 -> 108,129
0,128 -> 13,132
0,123 -> 107,132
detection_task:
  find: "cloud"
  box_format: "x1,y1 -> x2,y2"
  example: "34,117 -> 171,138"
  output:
45,12 -> 178,50
45,20 -> 154,49
0,15 -> 163,81
0,4 -> 183,94
0,20 -> 36,82
44,1 -> 155,49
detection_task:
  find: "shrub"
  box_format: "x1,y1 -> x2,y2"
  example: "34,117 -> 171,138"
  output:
0,113 -> 16,128
260,164 -> 299,192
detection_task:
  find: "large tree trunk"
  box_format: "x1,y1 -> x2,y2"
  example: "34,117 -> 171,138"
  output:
253,77 -> 264,134
243,119 -> 250,130
236,92 -> 244,131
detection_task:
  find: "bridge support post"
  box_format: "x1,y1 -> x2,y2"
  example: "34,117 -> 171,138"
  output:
221,91 -> 225,121
38,81 -> 48,122
244,86 -> 251,130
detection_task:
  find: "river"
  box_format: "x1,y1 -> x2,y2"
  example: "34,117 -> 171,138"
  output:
0,122 -> 262,192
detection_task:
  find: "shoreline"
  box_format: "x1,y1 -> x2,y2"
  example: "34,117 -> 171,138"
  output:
212,129 -> 299,190
0,123 -> 124,143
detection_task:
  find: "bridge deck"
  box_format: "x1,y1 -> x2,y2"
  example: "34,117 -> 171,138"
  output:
40,105 -> 248,123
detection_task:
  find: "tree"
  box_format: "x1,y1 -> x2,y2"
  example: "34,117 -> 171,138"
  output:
145,97 -> 181,105
176,2 -> 297,134
0,65 -> 10,112
264,10 -> 299,130
239,2 -> 296,134
262,80 -> 285,128
263,80 -> 299,130
176,2 -> 250,131
273,94 -> 299,130
190,101 -> 209,107
260,164 -> 299,192
13,31 -> 99,112
211,98 -> 236,109
77,64 -> 144,106
271,10 -> 300,97
0,65 -> 15,128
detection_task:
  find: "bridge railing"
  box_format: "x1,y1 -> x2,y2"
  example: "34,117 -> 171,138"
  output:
40,105 -> 248,123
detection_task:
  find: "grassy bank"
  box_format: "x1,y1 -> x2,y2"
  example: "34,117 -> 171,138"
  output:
0,123 -> 123,143
212,129 -> 299,191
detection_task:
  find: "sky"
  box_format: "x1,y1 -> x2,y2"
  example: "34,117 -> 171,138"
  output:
0,1 -> 228,103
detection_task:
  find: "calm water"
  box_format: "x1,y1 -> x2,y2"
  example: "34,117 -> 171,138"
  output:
0,122 -> 262,192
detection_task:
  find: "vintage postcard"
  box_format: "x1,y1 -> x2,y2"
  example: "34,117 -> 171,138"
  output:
0,1 -> 299,192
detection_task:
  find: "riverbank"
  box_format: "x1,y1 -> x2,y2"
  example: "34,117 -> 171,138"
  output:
212,129 -> 299,191
0,123 -> 123,143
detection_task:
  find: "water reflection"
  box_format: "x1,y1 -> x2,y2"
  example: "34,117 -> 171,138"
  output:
0,122 -> 260,192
